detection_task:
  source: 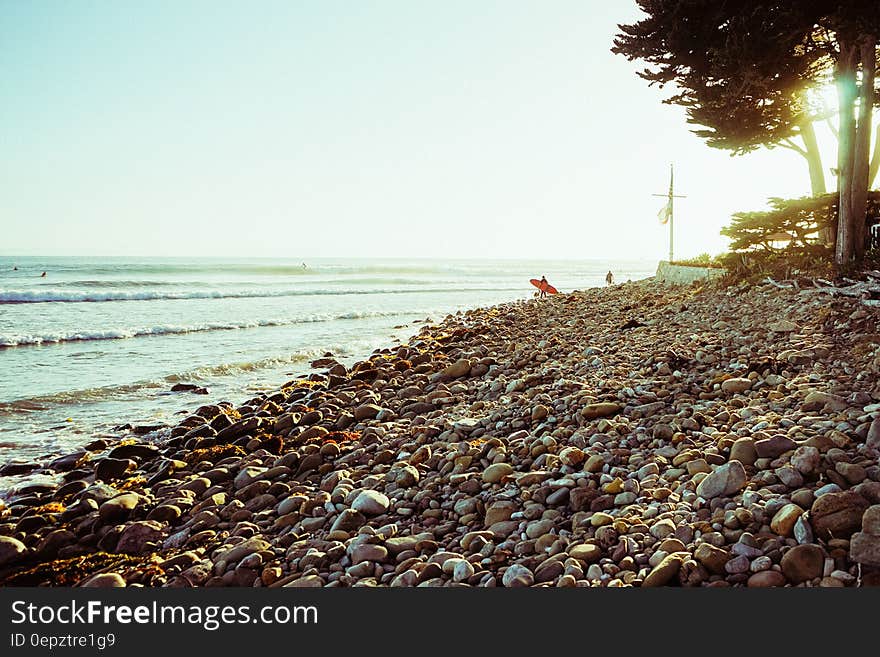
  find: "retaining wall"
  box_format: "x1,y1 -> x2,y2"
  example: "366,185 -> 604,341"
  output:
655,261 -> 727,285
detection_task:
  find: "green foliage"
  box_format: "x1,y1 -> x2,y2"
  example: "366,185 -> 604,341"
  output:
721,192 -> 880,253
717,191 -> 880,282
671,253 -> 725,268
721,194 -> 837,252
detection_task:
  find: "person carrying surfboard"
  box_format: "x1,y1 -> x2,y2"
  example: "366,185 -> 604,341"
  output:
606,271 -> 613,286
529,275 -> 557,298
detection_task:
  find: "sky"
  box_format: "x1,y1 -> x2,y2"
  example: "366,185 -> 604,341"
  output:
0,1 -> 840,261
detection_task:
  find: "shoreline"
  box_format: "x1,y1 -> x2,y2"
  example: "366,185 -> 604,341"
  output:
2,276 -> 880,587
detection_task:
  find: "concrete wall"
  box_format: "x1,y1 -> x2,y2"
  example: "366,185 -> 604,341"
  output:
655,261 -> 726,285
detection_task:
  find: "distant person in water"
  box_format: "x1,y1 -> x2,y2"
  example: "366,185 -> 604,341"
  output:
606,270 -> 613,285
12,266 -> 17,271
41,271 -> 46,277
302,262 -> 307,269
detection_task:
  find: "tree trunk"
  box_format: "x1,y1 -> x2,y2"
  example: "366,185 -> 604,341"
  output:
870,125 -> 880,189
800,121 -> 826,197
800,121 -> 833,243
835,43 -> 858,270
852,38 -> 876,259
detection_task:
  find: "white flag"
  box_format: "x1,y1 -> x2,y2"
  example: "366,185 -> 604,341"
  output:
658,201 -> 671,225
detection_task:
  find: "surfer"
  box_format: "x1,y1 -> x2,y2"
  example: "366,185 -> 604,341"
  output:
40,271 -> 46,278
302,262 -> 307,269
12,266 -> 17,271
606,270 -> 613,286
538,275 -> 549,298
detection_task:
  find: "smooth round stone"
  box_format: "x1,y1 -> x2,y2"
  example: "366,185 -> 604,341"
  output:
747,570 -> 786,587
501,564 -> 534,588
590,513 -> 614,527
0,536 -> 27,567
482,463 -> 514,484
780,544 -> 824,583
568,543 -> 602,564
81,573 -> 126,588
351,490 -> 390,516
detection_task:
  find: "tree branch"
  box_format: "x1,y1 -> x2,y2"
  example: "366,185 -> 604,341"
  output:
779,139 -> 807,156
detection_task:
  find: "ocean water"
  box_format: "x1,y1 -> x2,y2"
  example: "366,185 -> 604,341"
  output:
0,256 -> 656,482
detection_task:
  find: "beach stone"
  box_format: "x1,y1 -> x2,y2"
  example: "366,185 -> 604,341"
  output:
559,447 -> 585,467
755,436 -> 797,459
215,537 -> 270,568
850,533 -> 880,566
867,417 -> 880,450
0,536 -> 27,567
781,544 -> 824,583
581,403 -> 621,420
694,543 -> 729,574
721,378 -> 752,394
811,491 -> 870,539
770,504 -> 803,537
453,560 -> 475,583
350,544 -> 388,565
115,521 -> 165,555
331,509 -> 366,533
81,573 -> 127,588
802,391 -> 848,412
861,505 -> 880,536
484,501 -> 516,527
98,493 -> 140,523
583,455 -> 605,473
696,460 -> 747,499
642,552 -> 688,587
791,446 -> 820,475
725,555 -> 750,574
94,458 -> 135,482
568,543 -> 602,564
354,404 -> 382,421
482,463 -> 513,484
775,466 -> 803,488
747,571 -> 787,588
728,438 -> 757,466
441,359 -> 471,379
502,564 -> 534,588
352,490 -> 390,516
768,320 -> 798,333
792,515 -> 813,545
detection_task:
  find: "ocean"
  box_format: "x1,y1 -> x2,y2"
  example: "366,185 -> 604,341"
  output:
0,256 -> 656,492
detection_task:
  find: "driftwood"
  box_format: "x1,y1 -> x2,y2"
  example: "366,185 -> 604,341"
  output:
799,277 -> 880,306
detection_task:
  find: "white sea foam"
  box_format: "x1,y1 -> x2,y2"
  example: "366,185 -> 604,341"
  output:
0,311 -> 407,347
0,286 -> 509,303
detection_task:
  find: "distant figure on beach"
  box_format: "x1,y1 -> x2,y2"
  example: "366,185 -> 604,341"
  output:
539,275 -> 549,298
40,271 -> 46,277
606,270 -> 613,285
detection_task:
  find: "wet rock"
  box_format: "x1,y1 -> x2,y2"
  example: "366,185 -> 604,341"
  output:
0,536 -> 27,567
98,493 -> 140,523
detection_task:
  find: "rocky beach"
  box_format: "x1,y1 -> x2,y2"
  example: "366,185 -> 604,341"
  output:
2,274 -> 880,588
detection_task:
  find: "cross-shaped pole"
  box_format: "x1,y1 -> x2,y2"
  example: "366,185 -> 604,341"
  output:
652,163 -> 687,263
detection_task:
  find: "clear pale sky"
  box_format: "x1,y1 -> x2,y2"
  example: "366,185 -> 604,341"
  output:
0,1 -> 837,260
